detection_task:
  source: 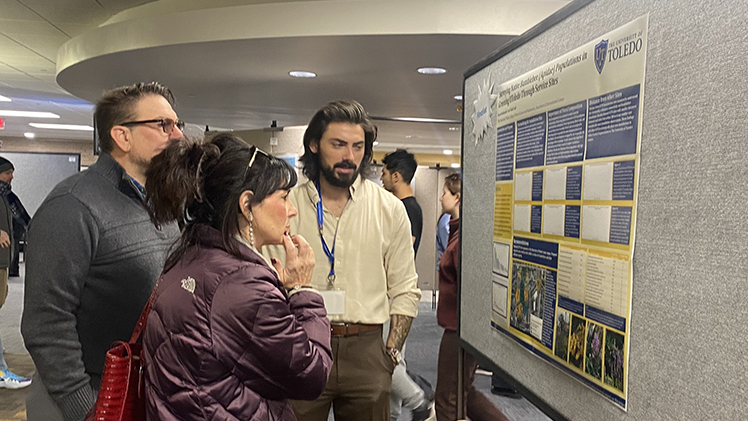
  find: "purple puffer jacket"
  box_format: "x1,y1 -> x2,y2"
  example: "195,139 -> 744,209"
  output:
143,225 -> 332,420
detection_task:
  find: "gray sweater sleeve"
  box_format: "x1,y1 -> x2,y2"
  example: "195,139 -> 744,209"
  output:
21,193 -> 99,421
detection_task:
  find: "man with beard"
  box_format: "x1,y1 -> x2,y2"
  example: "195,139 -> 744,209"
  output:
269,100 -> 421,421
21,82 -> 182,421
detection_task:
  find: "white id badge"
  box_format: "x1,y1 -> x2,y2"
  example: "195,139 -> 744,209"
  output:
318,290 -> 346,315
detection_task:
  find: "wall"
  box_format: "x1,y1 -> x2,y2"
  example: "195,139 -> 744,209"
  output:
0,136 -> 96,166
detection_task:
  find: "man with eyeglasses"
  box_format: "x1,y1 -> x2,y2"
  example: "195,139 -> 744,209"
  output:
266,100 -> 421,421
21,82 -> 182,421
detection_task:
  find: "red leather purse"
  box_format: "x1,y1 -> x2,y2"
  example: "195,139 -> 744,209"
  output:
85,278 -> 160,421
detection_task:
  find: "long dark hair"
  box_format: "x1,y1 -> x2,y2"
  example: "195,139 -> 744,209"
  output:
146,133 -> 297,270
299,100 -> 377,181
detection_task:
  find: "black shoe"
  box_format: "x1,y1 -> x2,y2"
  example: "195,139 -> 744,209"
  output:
491,387 -> 522,399
411,402 -> 435,421
8,272 -> 19,277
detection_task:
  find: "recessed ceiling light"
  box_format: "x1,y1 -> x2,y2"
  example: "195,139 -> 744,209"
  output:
443,149 -> 453,155
0,110 -> 59,118
405,135 -> 419,139
289,71 -> 316,78
448,127 -> 460,131
0,95 -> 11,102
29,123 -> 93,131
24,132 -> 35,139
451,163 -> 460,168
417,67 -> 447,75
453,95 -> 463,101
373,141 -> 379,146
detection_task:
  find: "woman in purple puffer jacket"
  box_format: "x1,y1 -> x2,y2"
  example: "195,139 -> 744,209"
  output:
142,134 -> 332,420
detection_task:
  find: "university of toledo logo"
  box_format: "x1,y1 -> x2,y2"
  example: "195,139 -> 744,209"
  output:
594,39 -> 608,74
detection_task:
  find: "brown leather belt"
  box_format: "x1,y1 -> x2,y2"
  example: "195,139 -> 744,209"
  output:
330,323 -> 382,336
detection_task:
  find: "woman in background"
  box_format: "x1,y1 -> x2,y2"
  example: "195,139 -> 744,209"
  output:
434,173 -> 510,421
143,134 -> 332,420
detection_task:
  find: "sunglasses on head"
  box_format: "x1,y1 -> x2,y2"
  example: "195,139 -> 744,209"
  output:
243,146 -> 269,179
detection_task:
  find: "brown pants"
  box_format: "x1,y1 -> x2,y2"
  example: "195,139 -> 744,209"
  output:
435,330 -> 510,421
292,328 -> 395,421
0,268 -> 7,308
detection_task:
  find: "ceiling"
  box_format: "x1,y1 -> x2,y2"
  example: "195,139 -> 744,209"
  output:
0,0 -> 570,153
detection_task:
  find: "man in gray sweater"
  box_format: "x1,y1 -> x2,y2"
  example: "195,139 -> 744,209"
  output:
21,82 -> 182,421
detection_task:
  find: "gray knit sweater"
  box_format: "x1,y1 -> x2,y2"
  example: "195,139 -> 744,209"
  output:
21,153 -> 179,421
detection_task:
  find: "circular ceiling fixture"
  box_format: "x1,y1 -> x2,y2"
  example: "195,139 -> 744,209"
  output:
451,163 -> 460,168
417,67 -> 447,75
443,149 -> 453,155
454,95 -> 463,101
289,71 -> 316,78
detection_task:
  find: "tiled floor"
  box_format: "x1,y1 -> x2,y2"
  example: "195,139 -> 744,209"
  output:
0,264 -> 550,421
1,266 -> 32,421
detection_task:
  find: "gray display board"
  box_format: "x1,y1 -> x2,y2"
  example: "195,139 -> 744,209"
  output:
0,151 -> 81,217
459,0 -> 748,420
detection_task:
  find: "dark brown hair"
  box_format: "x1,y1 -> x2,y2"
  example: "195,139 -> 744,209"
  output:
444,172 -> 461,196
299,100 -> 377,181
94,82 -> 175,153
146,133 -> 297,270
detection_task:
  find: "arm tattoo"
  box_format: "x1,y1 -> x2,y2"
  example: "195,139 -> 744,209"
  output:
386,314 -> 414,351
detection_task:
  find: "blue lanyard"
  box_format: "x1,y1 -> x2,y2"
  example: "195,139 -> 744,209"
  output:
316,181 -> 344,286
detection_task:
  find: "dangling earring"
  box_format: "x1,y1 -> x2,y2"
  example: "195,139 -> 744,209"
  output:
248,213 -> 255,248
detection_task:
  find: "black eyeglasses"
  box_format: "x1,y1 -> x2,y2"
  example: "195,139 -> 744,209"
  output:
243,146 -> 269,179
118,118 -> 185,135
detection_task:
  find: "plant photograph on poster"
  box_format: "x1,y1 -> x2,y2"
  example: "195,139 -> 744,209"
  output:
510,262 -> 546,336
585,322 -> 603,380
554,309 -> 571,361
604,329 -> 625,392
568,315 -> 586,369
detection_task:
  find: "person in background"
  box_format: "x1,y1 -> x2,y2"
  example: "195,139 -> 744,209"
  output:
142,134 -> 332,420
381,149 -> 423,255
21,82 -> 182,421
1,172 -> 30,278
381,149 -> 434,421
0,157 -> 31,389
434,173 -> 510,421
435,213 -> 450,270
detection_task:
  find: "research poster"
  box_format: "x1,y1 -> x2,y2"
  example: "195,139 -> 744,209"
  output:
489,15 -> 648,410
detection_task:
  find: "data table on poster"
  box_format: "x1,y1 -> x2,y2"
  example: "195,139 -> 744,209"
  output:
489,15 -> 649,410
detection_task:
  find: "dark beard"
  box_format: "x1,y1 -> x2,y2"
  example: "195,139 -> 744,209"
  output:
320,160 -> 360,188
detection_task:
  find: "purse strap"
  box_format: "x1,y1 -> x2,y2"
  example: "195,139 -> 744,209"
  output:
129,275 -> 162,343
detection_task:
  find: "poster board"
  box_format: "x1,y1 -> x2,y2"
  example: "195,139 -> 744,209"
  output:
459,0 -> 748,420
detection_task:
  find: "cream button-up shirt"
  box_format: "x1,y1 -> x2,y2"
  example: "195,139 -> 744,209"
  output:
266,177 -> 420,324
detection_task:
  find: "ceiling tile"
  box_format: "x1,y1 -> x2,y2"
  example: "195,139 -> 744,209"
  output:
54,23 -> 92,38
19,0 -> 110,26
0,0 -> 45,20
0,38 -> 36,57
94,0 -> 155,14
1,55 -> 54,67
0,19 -> 67,37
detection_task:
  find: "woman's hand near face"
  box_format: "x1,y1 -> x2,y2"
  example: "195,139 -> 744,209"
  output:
272,234 -> 315,289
